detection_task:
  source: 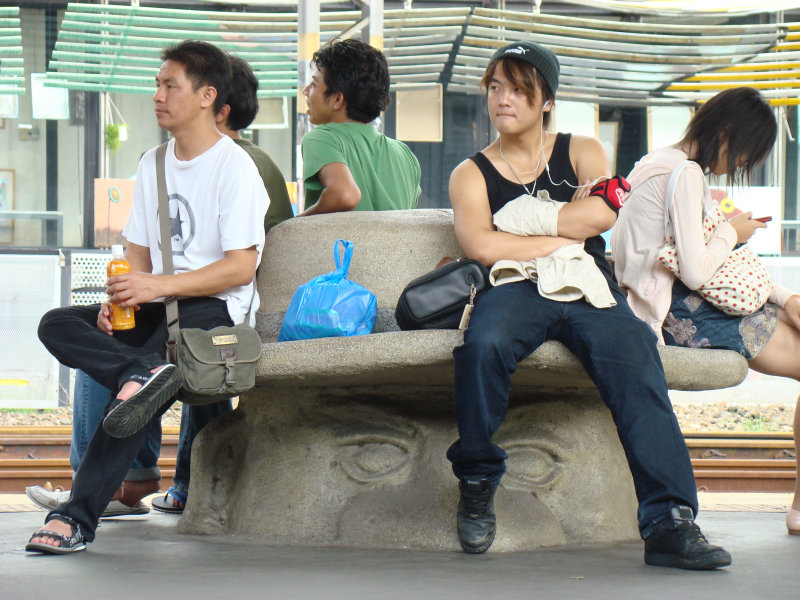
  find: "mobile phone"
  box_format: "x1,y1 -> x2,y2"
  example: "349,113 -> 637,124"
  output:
753,216 -> 772,223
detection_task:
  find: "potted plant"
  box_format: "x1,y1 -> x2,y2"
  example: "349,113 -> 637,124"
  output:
105,123 -> 128,153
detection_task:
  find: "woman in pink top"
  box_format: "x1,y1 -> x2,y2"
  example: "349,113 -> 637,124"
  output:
611,87 -> 800,535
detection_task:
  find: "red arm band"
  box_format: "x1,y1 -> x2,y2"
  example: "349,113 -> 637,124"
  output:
589,175 -> 630,213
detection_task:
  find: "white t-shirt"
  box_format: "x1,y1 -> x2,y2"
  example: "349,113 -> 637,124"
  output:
123,136 -> 269,325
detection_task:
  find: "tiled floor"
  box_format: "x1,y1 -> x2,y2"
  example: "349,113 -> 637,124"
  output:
2,508 -> 797,600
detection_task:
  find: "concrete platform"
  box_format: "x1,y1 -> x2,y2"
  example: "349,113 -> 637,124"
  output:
670,369 -> 800,407
1,495 -> 796,600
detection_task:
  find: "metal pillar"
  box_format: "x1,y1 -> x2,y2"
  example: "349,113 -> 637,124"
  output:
83,92 -> 100,249
45,7 -> 58,248
296,0 -> 320,212
361,0 -> 383,51
361,1 -> 384,132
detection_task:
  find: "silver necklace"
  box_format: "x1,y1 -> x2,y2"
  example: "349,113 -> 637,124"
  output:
498,137 -> 542,197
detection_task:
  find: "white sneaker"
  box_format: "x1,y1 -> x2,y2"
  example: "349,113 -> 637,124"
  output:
25,486 -> 71,510
101,500 -> 149,518
25,485 -> 150,518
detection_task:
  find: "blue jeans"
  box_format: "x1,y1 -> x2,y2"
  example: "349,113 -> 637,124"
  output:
445,280 -> 698,539
71,370 -> 161,481
37,297 -> 233,541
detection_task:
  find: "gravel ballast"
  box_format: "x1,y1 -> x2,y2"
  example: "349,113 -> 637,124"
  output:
0,401 -> 794,433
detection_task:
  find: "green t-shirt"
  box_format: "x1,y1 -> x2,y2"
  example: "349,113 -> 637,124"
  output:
302,122 -> 421,211
234,138 -> 294,234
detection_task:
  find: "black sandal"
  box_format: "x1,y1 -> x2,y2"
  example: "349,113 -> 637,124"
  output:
151,486 -> 186,514
26,513 -> 86,555
103,364 -> 183,438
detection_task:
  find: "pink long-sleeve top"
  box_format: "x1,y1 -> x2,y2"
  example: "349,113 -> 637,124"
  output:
611,147 -> 794,343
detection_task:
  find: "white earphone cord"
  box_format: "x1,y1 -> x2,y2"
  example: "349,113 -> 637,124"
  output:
498,103 -> 608,193
539,118 -> 605,190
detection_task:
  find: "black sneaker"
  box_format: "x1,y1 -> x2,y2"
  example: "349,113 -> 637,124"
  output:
644,506 -> 732,570
456,478 -> 497,554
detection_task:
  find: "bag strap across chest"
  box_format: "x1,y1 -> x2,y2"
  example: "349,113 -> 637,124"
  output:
154,143 -> 181,349
154,143 -> 256,360
663,159 -> 721,242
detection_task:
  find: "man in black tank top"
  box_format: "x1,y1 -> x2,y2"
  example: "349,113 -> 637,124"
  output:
445,41 -> 730,570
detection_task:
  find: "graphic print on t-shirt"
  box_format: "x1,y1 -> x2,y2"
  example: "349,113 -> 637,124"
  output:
158,193 -> 196,256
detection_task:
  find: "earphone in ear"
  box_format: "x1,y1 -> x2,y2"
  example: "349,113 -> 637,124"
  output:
543,100 -> 552,109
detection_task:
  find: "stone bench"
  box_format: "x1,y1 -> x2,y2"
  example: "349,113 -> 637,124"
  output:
180,210 -> 749,551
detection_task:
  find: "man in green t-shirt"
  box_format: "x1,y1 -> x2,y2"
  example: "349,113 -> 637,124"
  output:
299,39 -> 421,215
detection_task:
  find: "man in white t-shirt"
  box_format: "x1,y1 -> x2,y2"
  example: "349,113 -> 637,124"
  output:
27,40 -> 268,554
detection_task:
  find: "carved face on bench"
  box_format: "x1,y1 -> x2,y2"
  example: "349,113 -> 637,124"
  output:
228,391 -> 637,549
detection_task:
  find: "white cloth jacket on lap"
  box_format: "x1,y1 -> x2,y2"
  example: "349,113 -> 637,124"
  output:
491,191 -> 616,308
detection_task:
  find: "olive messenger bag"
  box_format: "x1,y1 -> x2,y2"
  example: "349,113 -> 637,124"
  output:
155,143 -> 262,405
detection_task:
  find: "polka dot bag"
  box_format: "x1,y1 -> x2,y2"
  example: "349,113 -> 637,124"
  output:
656,161 -> 773,316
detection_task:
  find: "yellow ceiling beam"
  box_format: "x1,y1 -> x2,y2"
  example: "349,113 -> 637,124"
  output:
686,70 -> 800,81
669,80 -> 800,90
715,62 -> 800,71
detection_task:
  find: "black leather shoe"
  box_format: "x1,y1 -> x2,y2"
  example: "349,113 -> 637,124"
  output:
644,506 -> 732,570
456,478 -> 497,554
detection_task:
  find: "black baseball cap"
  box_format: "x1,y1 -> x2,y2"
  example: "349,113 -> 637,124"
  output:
491,42 -> 560,97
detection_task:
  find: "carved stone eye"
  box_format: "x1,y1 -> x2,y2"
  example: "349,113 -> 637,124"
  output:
337,435 -> 413,483
502,442 -> 562,490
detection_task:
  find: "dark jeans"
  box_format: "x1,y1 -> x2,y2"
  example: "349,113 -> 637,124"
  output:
72,370 -> 161,480
172,401 -> 232,497
72,370 -> 231,495
37,297 -> 233,542
445,280 -> 698,539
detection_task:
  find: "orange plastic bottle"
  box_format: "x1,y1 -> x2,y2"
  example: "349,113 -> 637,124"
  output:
107,244 -> 135,330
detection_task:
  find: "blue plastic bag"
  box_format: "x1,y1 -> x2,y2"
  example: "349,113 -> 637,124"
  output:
278,239 -> 377,341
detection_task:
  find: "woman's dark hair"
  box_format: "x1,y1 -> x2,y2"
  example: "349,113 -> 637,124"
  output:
480,58 -> 554,129
161,40 -> 232,114
312,39 -> 391,123
680,87 -> 777,185
224,55 -> 260,131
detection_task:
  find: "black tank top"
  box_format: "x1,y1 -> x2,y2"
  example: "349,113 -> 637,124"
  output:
469,132 -> 618,288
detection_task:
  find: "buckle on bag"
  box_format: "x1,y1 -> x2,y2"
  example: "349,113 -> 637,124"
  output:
165,340 -> 177,364
221,347 -> 237,385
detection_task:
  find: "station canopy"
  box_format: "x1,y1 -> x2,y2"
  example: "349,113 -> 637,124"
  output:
0,6 -> 24,95
44,2 -> 800,106
559,0 -> 800,17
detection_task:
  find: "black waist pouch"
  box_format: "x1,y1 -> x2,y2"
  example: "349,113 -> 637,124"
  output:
395,259 -> 491,330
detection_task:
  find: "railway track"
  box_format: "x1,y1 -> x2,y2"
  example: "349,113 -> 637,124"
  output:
685,431 -> 796,493
0,426 -> 179,493
0,427 -> 795,494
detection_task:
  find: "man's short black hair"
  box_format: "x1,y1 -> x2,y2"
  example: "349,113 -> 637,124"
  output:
161,40 -> 232,114
312,39 -> 391,123
224,55 -> 259,131
481,58 -> 554,129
